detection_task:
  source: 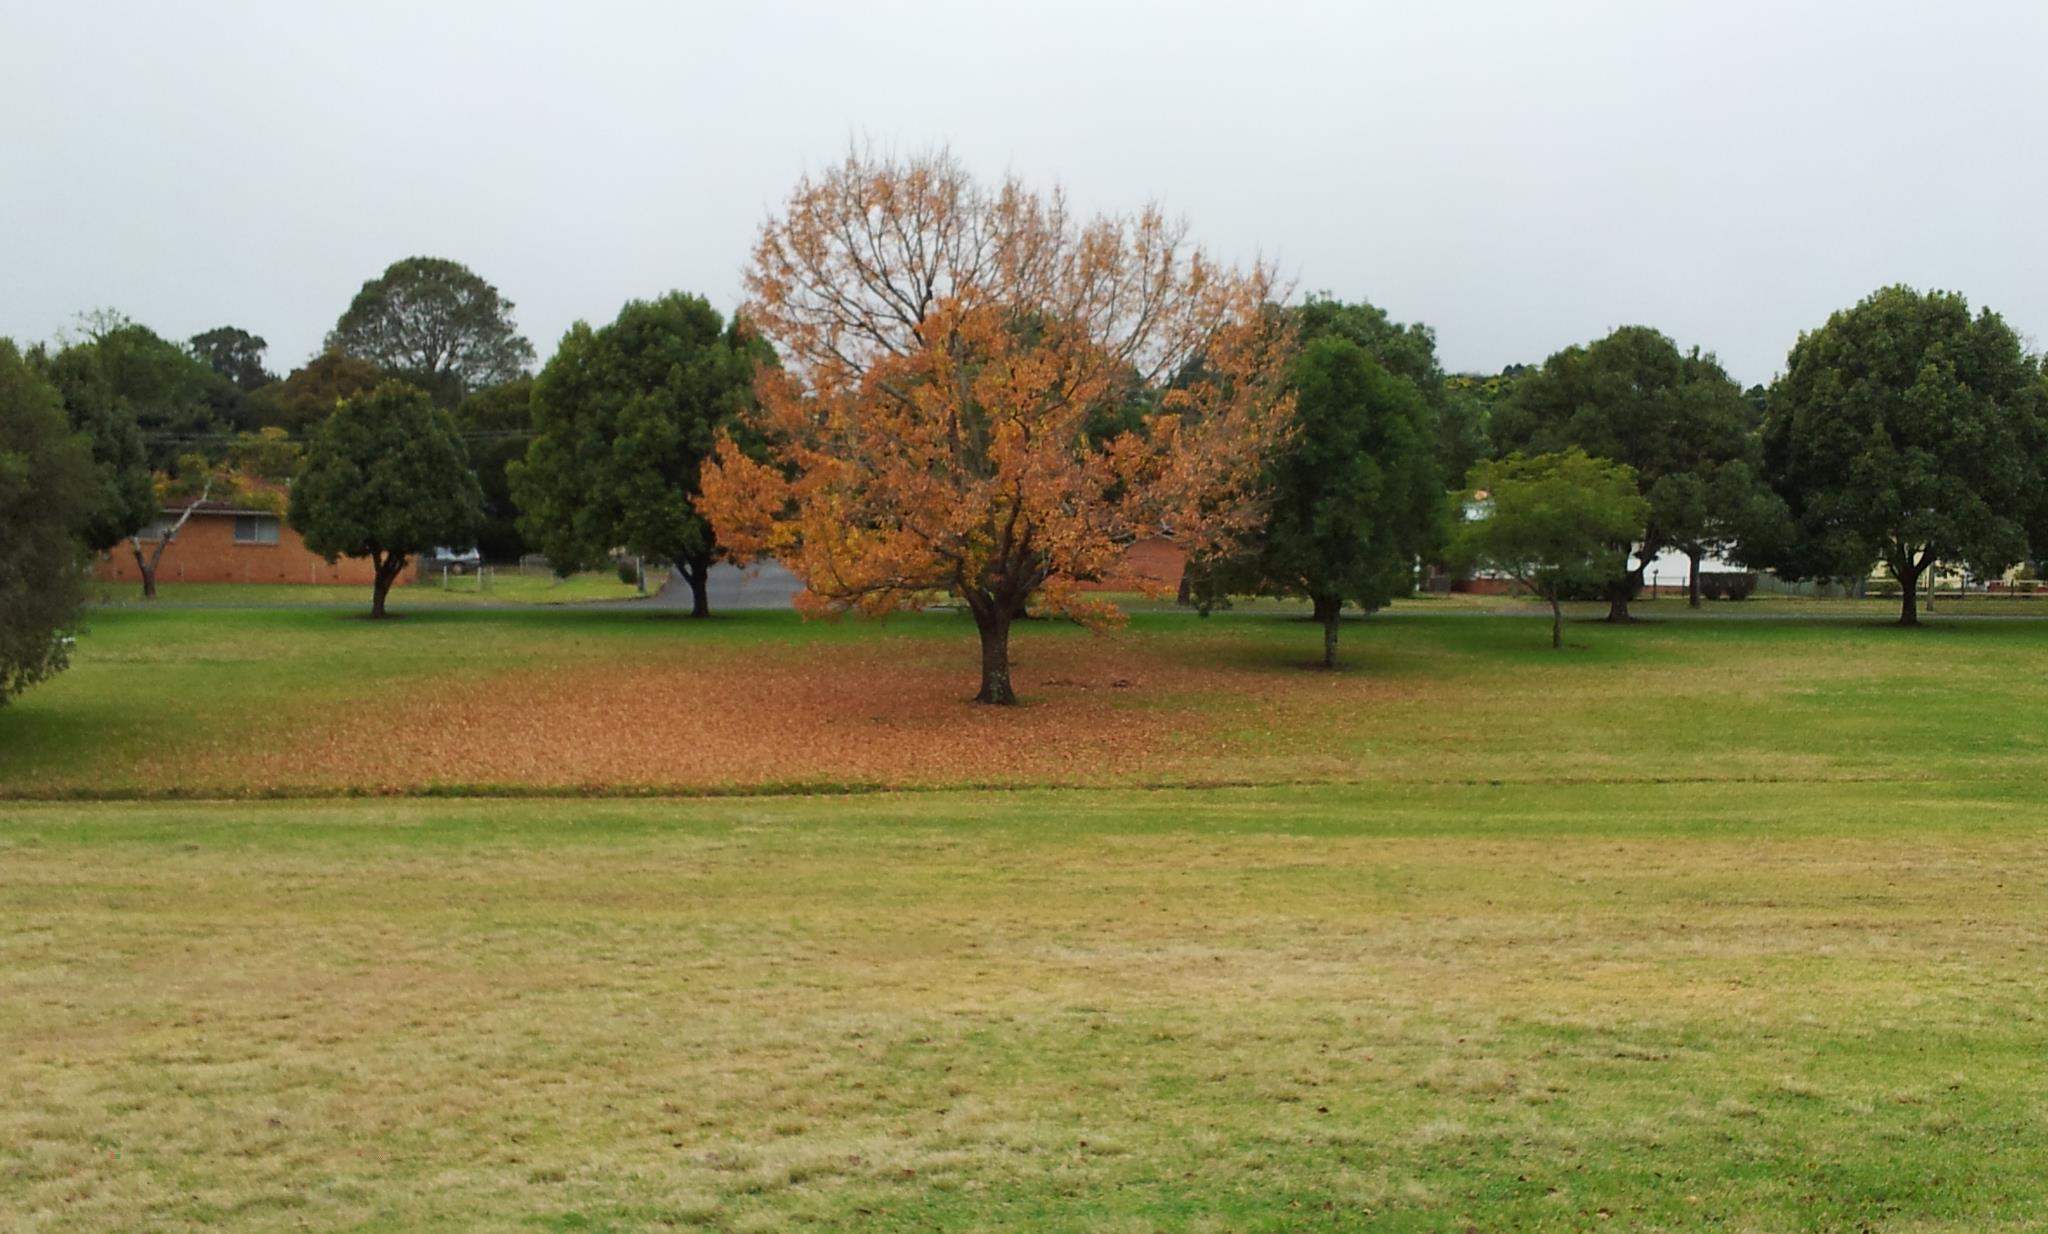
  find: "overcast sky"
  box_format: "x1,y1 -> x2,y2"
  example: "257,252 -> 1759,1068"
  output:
4,0 -> 2044,387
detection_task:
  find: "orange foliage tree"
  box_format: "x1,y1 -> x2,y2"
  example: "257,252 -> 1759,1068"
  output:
701,148 -> 1296,704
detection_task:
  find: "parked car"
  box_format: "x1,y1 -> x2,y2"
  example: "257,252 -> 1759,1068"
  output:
427,547 -> 483,574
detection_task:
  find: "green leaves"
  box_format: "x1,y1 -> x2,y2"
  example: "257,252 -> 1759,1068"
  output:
326,257 -> 536,402
288,381 -> 484,571
1454,449 -> 1648,634
1762,285 -> 2046,588
0,340 -> 96,703
512,293 -> 768,586
1491,325 -> 1768,616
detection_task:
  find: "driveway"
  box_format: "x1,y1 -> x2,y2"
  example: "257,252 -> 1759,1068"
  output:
642,561 -> 804,611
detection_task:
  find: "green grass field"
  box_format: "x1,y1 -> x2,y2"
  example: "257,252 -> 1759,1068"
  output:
4,605 -> 2046,1231
85,568 -> 649,609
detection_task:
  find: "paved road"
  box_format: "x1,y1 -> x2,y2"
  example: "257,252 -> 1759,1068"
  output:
641,561 -> 804,611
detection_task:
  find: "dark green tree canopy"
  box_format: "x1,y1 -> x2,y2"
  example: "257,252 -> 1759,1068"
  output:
1492,325 -> 1761,617
43,320 -> 237,469
455,376 -> 536,563
248,350 -> 383,434
0,340 -> 97,703
1296,294 -> 1490,482
326,257 -> 536,403
289,381 -> 484,617
1210,334 -> 1442,666
35,318 -> 242,549
1761,285 -> 2046,624
1453,449 -> 1648,647
187,326 -> 274,392
511,292 -> 770,616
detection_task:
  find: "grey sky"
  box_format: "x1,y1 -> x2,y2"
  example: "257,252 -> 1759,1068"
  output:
5,0 -> 2043,387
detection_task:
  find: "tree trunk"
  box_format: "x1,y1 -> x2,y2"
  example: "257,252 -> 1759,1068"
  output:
971,602 -> 1016,705
370,552 -> 407,619
1551,596 -> 1564,648
131,542 -> 158,600
1312,594 -> 1341,669
1604,553 -> 1643,622
685,554 -> 711,619
1687,549 -> 1703,609
1897,558 -> 1921,627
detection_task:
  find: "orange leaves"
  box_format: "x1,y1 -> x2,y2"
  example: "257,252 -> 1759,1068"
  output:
706,144 -> 1297,626
696,439 -> 789,564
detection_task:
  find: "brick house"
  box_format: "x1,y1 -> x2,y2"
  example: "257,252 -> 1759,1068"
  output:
1075,536 -> 1189,593
93,499 -> 377,586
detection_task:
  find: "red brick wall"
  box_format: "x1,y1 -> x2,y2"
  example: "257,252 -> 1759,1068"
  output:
93,513 -> 379,585
1075,537 -> 1188,593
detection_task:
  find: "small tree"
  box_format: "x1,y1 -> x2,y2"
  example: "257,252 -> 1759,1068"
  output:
1649,461 -> 1789,607
512,293 -> 770,617
1761,286 -> 2046,626
124,457 -> 213,601
124,437 -> 304,600
327,257 -> 536,403
701,147 -> 1295,704
289,381 -> 483,617
1454,450 -> 1647,648
1493,327 -> 1761,621
0,340 -> 96,703
1205,334 -> 1442,667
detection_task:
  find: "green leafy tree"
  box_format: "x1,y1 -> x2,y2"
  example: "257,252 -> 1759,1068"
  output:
1492,326 -> 1761,621
454,377 -> 534,562
247,350 -> 383,434
0,340 -> 97,703
43,319 -> 235,470
187,326 -> 275,392
511,293 -> 770,617
1760,285 -> 2047,625
1453,450 -> 1648,648
1207,336 -> 1442,667
32,344 -> 155,554
1297,295 -> 1491,485
1648,461 -> 1790,607
289,381 -> 484,618
327,257 -> 536,403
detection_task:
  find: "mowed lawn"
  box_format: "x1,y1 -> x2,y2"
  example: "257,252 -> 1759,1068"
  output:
4,602 -> 2047,795
4,606 -> 2048,1231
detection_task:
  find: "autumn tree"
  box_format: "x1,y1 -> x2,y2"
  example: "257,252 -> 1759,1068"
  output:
1202,335 -> 1442,668
513,293 -> 770,616
247,350 -> 383,433
290,381 -> 484,618
1453,450 -> 1647,649
701,147 -> 1295,704
1760,286 -> 2046,626
0,340 -> 97,704
1492,327 -> 1761,621
326,257 -> 536,403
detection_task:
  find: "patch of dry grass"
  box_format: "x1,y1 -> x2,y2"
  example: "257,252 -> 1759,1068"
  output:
5,784 -> 2048,1231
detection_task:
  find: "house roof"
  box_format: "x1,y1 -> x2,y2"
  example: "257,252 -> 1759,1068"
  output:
159,498 -> 282,517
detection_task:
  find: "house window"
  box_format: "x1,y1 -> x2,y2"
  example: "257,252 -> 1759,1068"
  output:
234,515 -> 280,545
